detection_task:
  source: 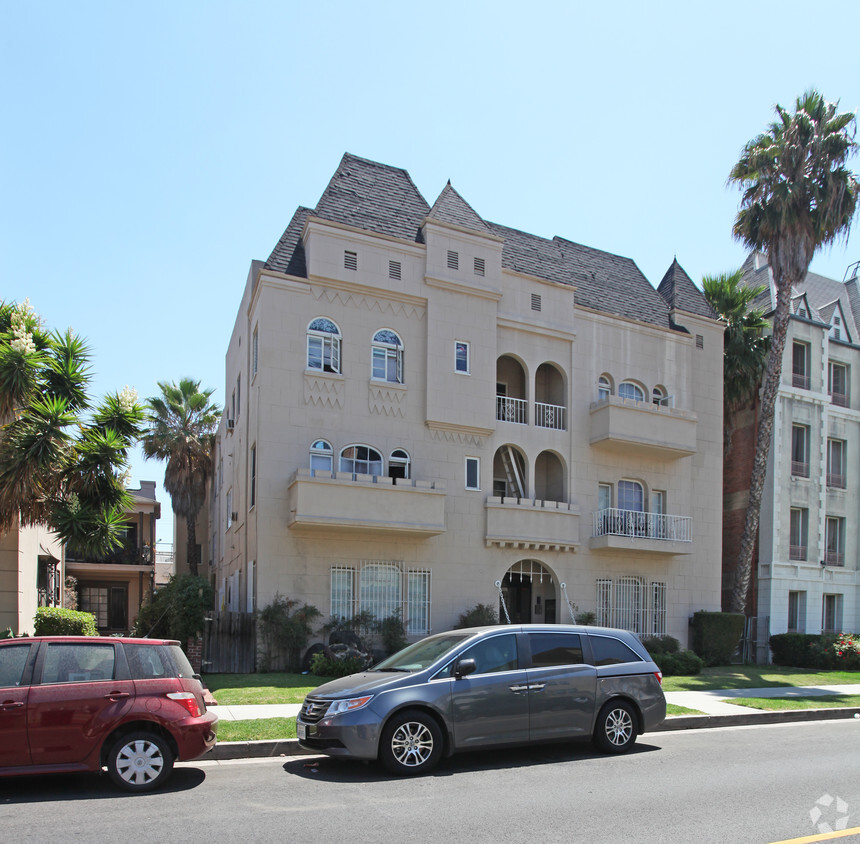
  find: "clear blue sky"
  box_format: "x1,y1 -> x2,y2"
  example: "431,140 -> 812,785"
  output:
4,1 -> 860,543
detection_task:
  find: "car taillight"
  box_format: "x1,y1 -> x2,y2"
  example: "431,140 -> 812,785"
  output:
654,671 -> 663,685
167,692 -> 202,717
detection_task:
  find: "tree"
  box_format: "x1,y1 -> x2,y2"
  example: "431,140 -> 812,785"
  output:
702,270 -> 770,456
727,89 -> 859,614
141,379 -> 220,576
0,299 -> 144,554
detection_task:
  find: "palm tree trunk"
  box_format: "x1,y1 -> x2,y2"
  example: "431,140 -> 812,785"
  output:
729,281 -> 793,614
186,513 -> 199,578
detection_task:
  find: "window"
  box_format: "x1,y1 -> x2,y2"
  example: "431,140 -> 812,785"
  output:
307,318 -> 342,374
787,591 -> 805,633
42,643 -> 116,683
389,449 -> 410,480
330,562 -> 431,636
652,386 -> 672,406
598,483 -> 612,511
447,250 -> 459,270
389,260 -> 401,280
455,341 -> 470,374
822,594 -> 842,634
618,381 -> 645,402
789,507 -> 808,561
247,560 -> 255,614
339,445 -> 383,476
597,375 -> 612,401
825,517 -> 845,566
461,634 -> 518,674
474,257 -> 485,277
827,439 -> 846,488
618,480 -> 644,512
226,489 -> 233,529
252,325 -> 258,377
595,577 -> 666,637
792,342 -> 810,389
236,375 -> 241,418
0,644 -> 32,687
791,425 -> 810,477
249,444 -> 256,508
528,632 -> 583,667
829,361 -> 849,407
78,585 -> 128,632
344,250 -> 357,271
465,457 -> 480,490
590,635 -> 643,666
371,329 -> 404,383
310,439 -> 333,474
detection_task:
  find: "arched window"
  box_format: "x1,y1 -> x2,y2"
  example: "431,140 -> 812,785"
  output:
389,449 -> 410,480
307,318 -> 341,374
339,445 -> 384,476
618,480 -> 644,512
598,375 -> 613,401
309,439 -> 333,474
372,329 -> 403,383
618,381 -> 645,402
652,385 -> 669,406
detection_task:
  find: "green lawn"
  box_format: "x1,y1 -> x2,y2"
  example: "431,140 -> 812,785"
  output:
203,672 -> 332,705
661,666 -> 860,692
217,717 -> 297,742
725,694 -> 860,711
666,703 -> 704,716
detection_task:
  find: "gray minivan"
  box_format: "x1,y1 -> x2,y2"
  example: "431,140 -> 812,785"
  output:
297,624 -> 666,774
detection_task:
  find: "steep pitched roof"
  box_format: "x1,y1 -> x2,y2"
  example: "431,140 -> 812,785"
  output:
427,182 -> 491,234
265,206 -> 311,276
657,258 -> 717,319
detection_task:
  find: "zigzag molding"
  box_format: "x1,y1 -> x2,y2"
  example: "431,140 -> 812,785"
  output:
304,375 -> 344,409
369,384 -> 406,417
311,286 -> 426,321
426,427 -> 486,448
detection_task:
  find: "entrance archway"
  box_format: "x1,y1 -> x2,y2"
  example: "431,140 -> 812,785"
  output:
500,560 -> 558,624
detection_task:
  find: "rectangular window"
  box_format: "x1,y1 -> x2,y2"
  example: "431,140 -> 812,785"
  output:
344,250 -> 357,271
787,591 -> 805,633
792,342 -> 810,389
598,483 -> 612,512
827,439 -> 846,488
389,260 -> 401,280
247,561 -> 255,614
226,489 -> 233,529
249,444 -> 256,508
473,257 -> 485,277
465,457 -> 480,490
822,594 -> 842,633
330,566 -> 355,621
791,424 -> 810,477
252,325 -> 258,377
236,375 -> 241,419
447,250 -> 459,270
42,643 -> 116,684
825,516 -> 845,566
829,361 -> 849,407
455,341 -> 470,374
789,507 -> 807,561
406,570 -> 431,636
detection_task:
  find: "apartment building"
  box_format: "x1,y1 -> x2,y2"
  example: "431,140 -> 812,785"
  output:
206,154 -> 723,650
733,253 -> 860,653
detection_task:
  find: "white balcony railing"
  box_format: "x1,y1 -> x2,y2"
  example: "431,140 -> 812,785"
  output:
496,396 -> 528,425
592,508 -> 692,543
535,402 -> 566,430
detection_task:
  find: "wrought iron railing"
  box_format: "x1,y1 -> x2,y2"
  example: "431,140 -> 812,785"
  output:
792,372 -> 810,389
496,396 -> 527,425
830,390 -> 849,407
592,508 -> 692,542
827,472 -> 846,489
789,544 -> 807,561
790,460 -> 810,478
535,402 -> 566,430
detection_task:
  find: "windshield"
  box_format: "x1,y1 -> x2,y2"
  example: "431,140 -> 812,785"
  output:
373,633 -> 470,672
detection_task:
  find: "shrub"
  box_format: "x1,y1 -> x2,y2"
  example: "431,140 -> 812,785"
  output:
133,574 -> 214,646
643,635 -> 680,656
769,633 -> 822,667
455,603 -> 499,628
310,652 -> 367,678
34,607 -> 97,636
257,594 -> 321,672
575,611 -> 597,626
656,649 -> 704,676
378,610 -> 407,656
832,633 -> 860,670
690,611 -> 745,666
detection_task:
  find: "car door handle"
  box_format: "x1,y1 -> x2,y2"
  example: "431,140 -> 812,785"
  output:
509,684 -> 530,692
527,683 -> 546,692
0,701 -> 24,710
104,692 -> 131,700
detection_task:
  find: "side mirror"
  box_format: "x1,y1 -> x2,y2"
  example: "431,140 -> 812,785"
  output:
454,657 -> 476,679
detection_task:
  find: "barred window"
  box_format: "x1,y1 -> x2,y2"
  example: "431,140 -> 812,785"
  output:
595,576 -> 665,637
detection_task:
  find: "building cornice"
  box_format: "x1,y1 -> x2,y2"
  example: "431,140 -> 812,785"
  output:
424,275 -> 502,301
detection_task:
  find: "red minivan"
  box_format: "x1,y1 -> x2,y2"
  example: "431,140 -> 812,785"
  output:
0,636 -> 217,792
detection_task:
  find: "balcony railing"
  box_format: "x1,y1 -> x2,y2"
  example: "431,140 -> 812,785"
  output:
792,372 -> 810,389
535,402 -> 566,430
66,541 -> 151,566
827,472 -> 846,489
789,545 -> 807,561
824,550 -> 845,566
496,396 -> 528,425
790,461 -> 810,478
830,390 -> 849,407
592,508 -> 692,543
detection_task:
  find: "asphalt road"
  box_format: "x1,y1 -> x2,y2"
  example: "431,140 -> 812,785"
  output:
2,721 -> 860,844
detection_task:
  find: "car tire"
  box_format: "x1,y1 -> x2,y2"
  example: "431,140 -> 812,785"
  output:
593,700 -> 637,754
106,731 -> 175,792
379,709 -> 443,775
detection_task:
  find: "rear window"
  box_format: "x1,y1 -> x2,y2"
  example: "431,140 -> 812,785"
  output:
167,644 -> 197,678
0,644 -> 31,687
124,644 -> 196,679
527,633 -> 583,667
589,635 -> 644,666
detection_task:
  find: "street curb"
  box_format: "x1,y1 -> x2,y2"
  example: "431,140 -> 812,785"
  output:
207,707 -> 860,760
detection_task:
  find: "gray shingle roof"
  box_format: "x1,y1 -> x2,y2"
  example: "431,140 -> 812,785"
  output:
427,182 -> 491,234
657,258 -> 717,319
265,206 -> 311,276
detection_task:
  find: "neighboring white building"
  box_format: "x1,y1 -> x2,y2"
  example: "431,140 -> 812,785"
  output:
739,252 -> 860,653
204,154 -> 724,652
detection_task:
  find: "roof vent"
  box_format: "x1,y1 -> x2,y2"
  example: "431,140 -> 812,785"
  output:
389,260 -> 401,280
531,294 -> 542,312
447,250 -> 459,270
696,334 -> 704,350
474,257 -> 485,277
344,251 -> 357,271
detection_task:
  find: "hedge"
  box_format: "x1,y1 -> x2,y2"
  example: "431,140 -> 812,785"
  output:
690,611 -> 745,666
770,633 -> 860,670
34,607 -> 98,636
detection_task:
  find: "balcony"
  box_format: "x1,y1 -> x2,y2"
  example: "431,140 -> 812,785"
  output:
827,473 -> 846,489
791,461 -> 810,478
589,396 -> 697,459
793,372 -> 810,390
824,550 -> 845,566
66,541 -> 153,567
496,396 -> 527,425
590,508 -> 692,555
485,497 -> 580,552
535,402 -> 566,431
789,545 -> 807,561
287,468 -> 446,536
830,390 -> 849,408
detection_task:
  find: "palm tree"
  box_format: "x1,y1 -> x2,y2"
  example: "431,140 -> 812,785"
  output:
142,379 -> 220,576
727,89 -> 859,614
702,270 -> 770,456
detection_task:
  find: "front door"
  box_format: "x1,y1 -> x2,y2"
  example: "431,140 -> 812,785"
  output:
0,643 -> 36,767
501,574 -> 531,624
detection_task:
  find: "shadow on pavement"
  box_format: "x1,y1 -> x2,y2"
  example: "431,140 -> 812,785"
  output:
0,767 -> 207,803
284,739 -> 660,783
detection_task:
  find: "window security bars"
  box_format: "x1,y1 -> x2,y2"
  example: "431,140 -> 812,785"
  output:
596,577 -> 666,637
592,508 -> 692,542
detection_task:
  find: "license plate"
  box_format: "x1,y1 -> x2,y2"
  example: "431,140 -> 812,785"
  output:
297,722 -> 307,740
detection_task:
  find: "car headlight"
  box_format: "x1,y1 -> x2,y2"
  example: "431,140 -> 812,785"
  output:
326,695 -> 373,716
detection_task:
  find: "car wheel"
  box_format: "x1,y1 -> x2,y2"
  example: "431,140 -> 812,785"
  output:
379,709 -> 443,775
106,731 -> 175,792
594,700 -> 637,754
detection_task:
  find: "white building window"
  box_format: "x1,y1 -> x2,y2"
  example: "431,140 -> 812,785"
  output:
372,329 -> 403,383
465,457 -> 480,490
389,449 -> 410,480
789,507 -> 808,561
455,341 -> 470,374
618,480 -> 644,512
787,590 -> 804,633
598,375 -> 612,401
310,439 -> 333,474
822,593 -> 842,633
825,516 -> 845,566
307,318 -> 342,374
595,576 -> 666,637
340,444 -> 383,476
249,444 -> 256,508
247,561 -> 256,614
618,381 -> 645,402
226,489 -> 233,530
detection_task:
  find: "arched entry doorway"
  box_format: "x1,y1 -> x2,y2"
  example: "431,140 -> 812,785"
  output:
500,560 -> 558,624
